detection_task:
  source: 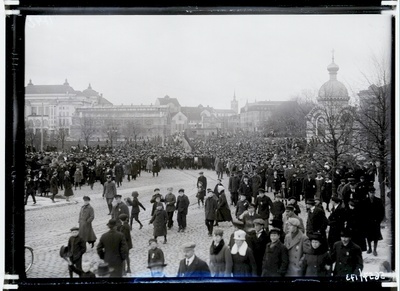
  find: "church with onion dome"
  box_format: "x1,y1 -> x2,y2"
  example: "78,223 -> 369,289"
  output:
306,53 -> 358,143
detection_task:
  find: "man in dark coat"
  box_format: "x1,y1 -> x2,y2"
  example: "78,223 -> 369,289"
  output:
66,226 -> 87,278
305,198 -> 329,252
97,219 -> 129,277
327,196 -> 346,251
176,189 -> 190,232
79,196 -> 97,248
228,171 -> 241,206
252,218 -> 270,276
238,175 -> 253,203
117,214 -> 133,274
288,173 -> 302,202
111,194 -> 129,228
302,171 -> 316,201
204,189 -> 218,237
164,187 -> 176,230
329,228 -> 363,277
197,171 -> 207,191
103,175 -> 117,215
49,171 -> 59,203
363,186 -> 385,256
254,188 -> 273,224
177,242 -> 211,277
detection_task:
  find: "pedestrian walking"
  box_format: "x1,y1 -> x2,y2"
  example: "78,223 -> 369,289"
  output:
74,168 -> 83,190
64,226 -> 87,278
117,214 -> 132,274
196,181 -> 206,208
228,171 -> 240,206
103,175 -> 117,215
111,194 -> 129,228
329,228 -> 363,277
63,171 -> 75,203
271,194 -> 285,221
305,198 -> 329,252
299,232 -> 331,277
215,186 -> 232,226
24,175 -> 37,205
209,228 -> 233,277
327,196 -> 346,251
87,166 -> 96,190
149,202 -> 168,244
78,196 -> 97,248
197,171 -> 207,191
204,189 -> 218,236
176,188 -> 190,233
235,193 -> 250,219
261,227 -> 289,277
284,217 -> 310,277
125,191 -> 146,230
282,204 -> 305,235
49,171 -> 59,203
252,218 -> 270,276
254,188 -> 273,226
97,219 -> 129,277
231,229 -> 257,277
363,186 -> 385,256
150,188 -> 164,216
177,242 -> 211,277
164,187 -> 176,229
147,238 -> 165,269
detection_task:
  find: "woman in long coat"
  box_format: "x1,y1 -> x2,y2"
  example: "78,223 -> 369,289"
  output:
74,168 -> 83,190
146,157 -> 153,173
149,203 -> 168,244
64,171 -> 74,202
209,229 -> 233,277
231,229 -> 257,277
215,188 -> 232,224
79,196 -> 97,247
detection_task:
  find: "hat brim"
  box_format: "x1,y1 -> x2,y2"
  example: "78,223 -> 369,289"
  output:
147,263 -> 168,268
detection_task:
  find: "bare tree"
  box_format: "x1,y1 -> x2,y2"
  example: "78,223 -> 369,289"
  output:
25,122 -> 39,150
122,120 -> 142,146
80,116 -> 96,147
55,127 -> 68,151
104,120 -> 119,149
306,99 -> 357,194
353,56 -> 391,205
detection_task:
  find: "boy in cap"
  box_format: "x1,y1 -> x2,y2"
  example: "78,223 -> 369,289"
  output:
254,188 -> 273,223
111,194 -> 129,228
148,238 -> 165,270
164,187 -> 176,229
176,188 -> 190,233
252,219 -> 270,276
235,193 -> 249,220
125,191 -> 146,230
305,198 -> 329,252
117,214 -> 132,274
177,242 -> 211,277
150,188 -> 164,216
66,226 -> 87,278
197,171 -> 207,190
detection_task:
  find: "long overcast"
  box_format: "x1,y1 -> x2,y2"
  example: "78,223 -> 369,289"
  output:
25,14 -> 392,109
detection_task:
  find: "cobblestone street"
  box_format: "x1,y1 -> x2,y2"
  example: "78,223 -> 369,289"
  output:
24,169 -> 393,279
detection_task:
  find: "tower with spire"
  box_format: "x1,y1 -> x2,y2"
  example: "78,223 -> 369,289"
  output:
231,90 -> 238,114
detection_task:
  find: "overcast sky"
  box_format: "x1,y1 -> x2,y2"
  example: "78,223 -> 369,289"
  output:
25,14 -> 392,109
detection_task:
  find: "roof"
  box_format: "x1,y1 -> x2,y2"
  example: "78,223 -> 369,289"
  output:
156,95 -> 181,107
25,84 -> 77,95
240,100 -> 287,113
181,106 -> 203,121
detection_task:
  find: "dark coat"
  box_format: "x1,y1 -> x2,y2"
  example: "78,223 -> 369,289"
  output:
204,195 -> 218,220
238,182 -> 252,202
148,247 -> 165,265
231,243 -> 257,277
117,221 -> 132,250
261,240 -> 289,277
235,198 -> 250,218
149,209 -> 168,237
97,228 -> 129,272
252,229 -> 270,276
67,235 -> 87,262
330,240 -> 363,276
177,256 -> 211,277
343,207 -> 367,251
49,175 -> 58,195
197,175 -> 207,190
64,176 -> 74,197
128,197 -> 146,214
111,201 -> 130,223
302,177 -> 316,200
164,193 -> 176,212
78,203 -> 97,243
228,175 -> 240,193
255,195 -> 273,220
176,194 -> 190,215
327,204 -> 347,250
363,196 -> 385,241
300,246 -> 331,277
216,192 -> 232,222
209,241 -> 233,277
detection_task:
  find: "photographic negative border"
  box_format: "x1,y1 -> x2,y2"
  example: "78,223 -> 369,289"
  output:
3,0 -> 398,290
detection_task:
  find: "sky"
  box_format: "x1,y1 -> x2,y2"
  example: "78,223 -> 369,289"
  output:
25,14 -> 393,110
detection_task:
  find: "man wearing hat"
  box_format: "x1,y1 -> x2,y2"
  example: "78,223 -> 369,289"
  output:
118,213 -> 132,274
150,188 -> 164,216
176,189 -> 190,232
49,170 -> 59,203
282,204 -> 304,235
111,194 -> 129,228
341,177 -> 358,208
228,170 -> 240,206
177,242 -> 211,277
284,217 -> 309,276
204,189 -> 218,236
336,178 -> 347,199
305,198 -> 329,252
197,171 -> 207,191
97,219 -> 129,277
252,219 -> 270,276
300,232 -> 331,277
79,196 -> 97,248
94,262 -> 114,277
364,186 -> 385,256
65,226 -> 87,278
164,187 -> 176,230
147,238 -> 166,276
261,227 -> 288,277
302,171 -> 316,201
254,188 -> 273,224
329,228 -> 363,276
238,175 -> 253,203
103,174 -> 117,215
327,196 -> 346,251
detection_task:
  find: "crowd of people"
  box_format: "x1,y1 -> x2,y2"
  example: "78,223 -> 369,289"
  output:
24,131 -> 388,278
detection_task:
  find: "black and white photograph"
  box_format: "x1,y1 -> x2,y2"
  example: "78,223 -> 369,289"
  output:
3,3 -> 399,290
